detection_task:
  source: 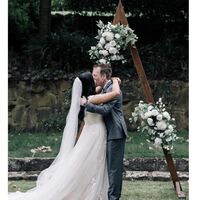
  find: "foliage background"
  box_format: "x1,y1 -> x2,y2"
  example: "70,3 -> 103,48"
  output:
8,0 -> 188,81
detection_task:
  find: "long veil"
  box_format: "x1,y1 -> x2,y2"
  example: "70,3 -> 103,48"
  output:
9,77 -> 82,200
35,77 -> 82,186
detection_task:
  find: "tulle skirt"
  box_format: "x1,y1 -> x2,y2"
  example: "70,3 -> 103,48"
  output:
9,113 -> 108,200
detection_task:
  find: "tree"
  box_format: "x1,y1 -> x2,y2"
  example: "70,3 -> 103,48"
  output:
39,0 -> 52,42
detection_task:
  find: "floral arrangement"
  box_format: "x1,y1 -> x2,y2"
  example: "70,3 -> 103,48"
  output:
129,98 -> 178,151
88,20 -> 138,65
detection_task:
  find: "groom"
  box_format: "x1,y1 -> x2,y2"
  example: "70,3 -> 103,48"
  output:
83,64 -> 128,200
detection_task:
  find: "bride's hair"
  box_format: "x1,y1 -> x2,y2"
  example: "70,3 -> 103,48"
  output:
78,71 -> 96,121
78,71 -> 96,97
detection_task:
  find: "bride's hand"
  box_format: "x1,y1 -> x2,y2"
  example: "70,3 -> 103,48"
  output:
80,96 -> 88,106
112,77 -> 121,85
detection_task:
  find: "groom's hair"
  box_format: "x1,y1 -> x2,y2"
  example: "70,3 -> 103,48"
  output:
93,64 -> 112,80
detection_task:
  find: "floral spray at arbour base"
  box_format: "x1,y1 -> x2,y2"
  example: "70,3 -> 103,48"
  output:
88,20 -> 138,65
129,98 -> 178,151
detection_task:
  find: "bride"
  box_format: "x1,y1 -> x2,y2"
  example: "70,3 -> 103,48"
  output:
9,71 -> 121,200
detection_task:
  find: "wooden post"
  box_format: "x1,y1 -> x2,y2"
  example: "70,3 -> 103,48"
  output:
113,0 -> 185,198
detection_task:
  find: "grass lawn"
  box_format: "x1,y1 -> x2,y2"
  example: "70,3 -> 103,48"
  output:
8,130 -> 188,158
8,180 -> 189,199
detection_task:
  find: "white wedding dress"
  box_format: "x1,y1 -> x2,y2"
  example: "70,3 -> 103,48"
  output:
9,78 -> 109,200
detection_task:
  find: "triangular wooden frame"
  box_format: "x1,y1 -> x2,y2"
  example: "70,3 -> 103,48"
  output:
112,0 -> 186,198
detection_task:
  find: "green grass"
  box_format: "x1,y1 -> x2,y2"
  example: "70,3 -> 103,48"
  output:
8,132 -> 62,157
125,130 -> 188,158
8,130 -> 188,158
8,180 -> 189,199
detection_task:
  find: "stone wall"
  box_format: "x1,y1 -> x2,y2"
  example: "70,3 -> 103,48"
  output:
8,79 -> 188,131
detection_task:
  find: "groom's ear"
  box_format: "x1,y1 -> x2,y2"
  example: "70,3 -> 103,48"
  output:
102,73 -> 107,80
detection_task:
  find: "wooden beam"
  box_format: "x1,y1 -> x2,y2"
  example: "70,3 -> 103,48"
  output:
112,0 -> 185,198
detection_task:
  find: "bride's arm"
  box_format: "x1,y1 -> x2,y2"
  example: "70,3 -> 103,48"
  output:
89,78 -> 120,104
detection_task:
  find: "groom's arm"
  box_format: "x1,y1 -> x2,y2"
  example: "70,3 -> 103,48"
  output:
85,98 -> 117,116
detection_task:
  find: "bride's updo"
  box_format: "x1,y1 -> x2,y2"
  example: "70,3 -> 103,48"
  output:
78,71 -> 96,121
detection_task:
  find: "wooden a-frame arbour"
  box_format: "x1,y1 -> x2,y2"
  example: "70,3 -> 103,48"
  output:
112,0 -> 185,198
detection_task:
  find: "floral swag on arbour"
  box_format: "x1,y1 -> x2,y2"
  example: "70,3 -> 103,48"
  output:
88,20 -> 138,65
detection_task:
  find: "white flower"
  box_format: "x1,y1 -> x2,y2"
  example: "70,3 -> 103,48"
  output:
132,112 -> 137,117
111,55 -> 117,60
154,137 -> 162,147
140,113 -> 146,120
144,111 -> 152,119
147,117 -> 154,126
152,109 -> 159,116
147,105 -> 154,111
115,33 -> 120,39
166,136 -> 172,142
91,46 -> 96,50
111,24 -> 117,29
156,121 -> 167,130
103,31 -> 114,41
97,43 -> 103,48
156,114 -> 163,121
99,37 -> 106,45
164,129 -> 171,135
138,102 -> 144,108
110,40 -> 117,46
168,125 -> 174,132
159,132 -> 164,138
101,50 -> 109,56
99,59 -> 106,64
163,111 -> 171,120
105,43 -> 112,50
109,47 -> 117,54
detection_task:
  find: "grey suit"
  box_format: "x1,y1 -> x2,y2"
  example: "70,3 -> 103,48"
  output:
86,81 -> 128,200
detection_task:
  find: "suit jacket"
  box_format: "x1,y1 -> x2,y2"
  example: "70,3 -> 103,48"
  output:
86,81 -> 128,140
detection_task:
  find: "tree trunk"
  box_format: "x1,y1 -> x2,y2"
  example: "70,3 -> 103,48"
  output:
39,0 -> 51,42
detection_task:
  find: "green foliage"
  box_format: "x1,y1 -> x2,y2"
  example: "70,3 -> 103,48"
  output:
51,0 -> 65,11
19,30 -> 95,73
39,112 -> 67,133
9,0 -> 39,33
8,1 -> 188,81
64,0 -> 188,22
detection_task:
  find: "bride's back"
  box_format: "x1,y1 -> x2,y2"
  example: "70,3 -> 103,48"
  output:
84,111 -> 103,125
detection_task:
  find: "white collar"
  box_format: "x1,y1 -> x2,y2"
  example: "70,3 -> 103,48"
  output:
103,80 -> 111,90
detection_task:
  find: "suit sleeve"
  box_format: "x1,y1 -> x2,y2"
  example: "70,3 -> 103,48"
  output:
85,98 -> 117,116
